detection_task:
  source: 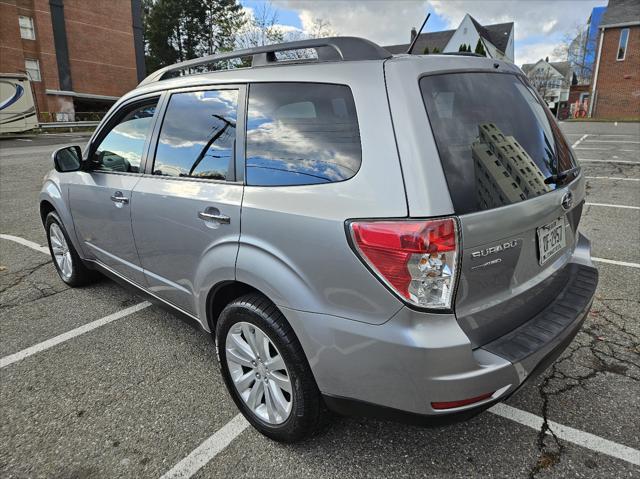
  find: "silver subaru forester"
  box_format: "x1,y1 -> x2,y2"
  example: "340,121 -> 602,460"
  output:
40,37 -> 598,442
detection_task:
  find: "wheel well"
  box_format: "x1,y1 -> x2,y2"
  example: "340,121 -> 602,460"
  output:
40,201 -> 56,225
206,281 -> 262,332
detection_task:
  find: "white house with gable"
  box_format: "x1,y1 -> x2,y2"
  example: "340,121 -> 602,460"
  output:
385,14 -> 515,63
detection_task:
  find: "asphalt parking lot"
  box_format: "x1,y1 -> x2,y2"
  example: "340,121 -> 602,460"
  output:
1,122 -> 639,478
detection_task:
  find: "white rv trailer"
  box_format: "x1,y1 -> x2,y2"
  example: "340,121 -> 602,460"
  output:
0,74 -> 38,134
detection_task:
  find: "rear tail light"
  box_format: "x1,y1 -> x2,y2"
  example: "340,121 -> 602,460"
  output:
349,218 -> 459,309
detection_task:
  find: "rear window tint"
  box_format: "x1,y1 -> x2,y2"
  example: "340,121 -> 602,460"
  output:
420,73 -> 576,214
246,83 -> 361,186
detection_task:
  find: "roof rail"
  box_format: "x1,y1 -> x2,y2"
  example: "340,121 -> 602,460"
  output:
439,52 -> 486,58
139,37 -> 392,86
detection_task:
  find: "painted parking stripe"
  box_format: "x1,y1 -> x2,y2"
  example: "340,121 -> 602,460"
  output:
162,403 -> 640,479
4,233 -> 640,468
565,133 -> 638,137
490,404 -> 640,466
0,234 -> 49,254
586,202 -> 640,210
592,257 -> 640,269
571,134 -> 588,148
583,140 -> 640,144
585,176 -> 640,182
160,414 -> 249,479
579,159 -> 640,164
576,147 -> 639,152
0,302 -> 151,369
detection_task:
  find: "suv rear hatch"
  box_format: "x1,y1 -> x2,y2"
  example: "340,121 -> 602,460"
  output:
392,61 -> 584,347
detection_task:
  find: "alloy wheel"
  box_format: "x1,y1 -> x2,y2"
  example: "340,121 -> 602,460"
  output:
49,223 -> 73,280
225,321 -> 293,424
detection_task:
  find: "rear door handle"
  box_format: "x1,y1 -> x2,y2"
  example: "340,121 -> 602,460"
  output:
198,209 -> 230,224
110,192 -> 129,204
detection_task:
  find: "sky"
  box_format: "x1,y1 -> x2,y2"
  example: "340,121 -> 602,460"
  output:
239,0 -> 608,66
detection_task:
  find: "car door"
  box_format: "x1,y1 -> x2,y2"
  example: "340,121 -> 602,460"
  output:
131,86 -> 245,315
68,95 -> 161,285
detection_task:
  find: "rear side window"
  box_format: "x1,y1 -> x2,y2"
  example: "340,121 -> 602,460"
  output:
246,83 -> 361,186
420,72 -> 576,214
154,89 -> 238,180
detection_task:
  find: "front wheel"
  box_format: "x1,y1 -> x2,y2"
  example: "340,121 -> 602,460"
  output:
216,294 -> 325,442
45,212 -> 97,287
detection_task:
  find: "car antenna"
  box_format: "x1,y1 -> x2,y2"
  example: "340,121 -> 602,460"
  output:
406,13 -> 431,54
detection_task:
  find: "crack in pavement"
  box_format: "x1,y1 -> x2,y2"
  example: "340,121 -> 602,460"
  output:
528,296 -> 640,476
0,260 -> 69,310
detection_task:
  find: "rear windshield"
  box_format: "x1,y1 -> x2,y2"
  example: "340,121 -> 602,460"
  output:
420,72 -> 576,215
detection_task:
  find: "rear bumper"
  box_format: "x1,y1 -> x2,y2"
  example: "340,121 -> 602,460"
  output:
283,233 -> 597,420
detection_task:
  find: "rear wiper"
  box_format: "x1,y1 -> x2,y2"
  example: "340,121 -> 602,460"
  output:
544,166 -> 581,185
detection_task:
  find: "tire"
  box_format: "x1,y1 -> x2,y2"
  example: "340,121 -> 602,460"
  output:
216,293 -> 325,442
45,211 -> 97,287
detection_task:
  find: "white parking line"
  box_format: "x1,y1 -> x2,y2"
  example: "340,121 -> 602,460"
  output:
3,234 -> 640,470
592,257 -> 640,269
583,140 -> 640,144
160,414 -> 249,479
576,147 -> 639,152
489,404 -> 640,466
586,202 -> 640,210
585,176 -> 640,181
161,401 -> 640,479
0,302 -> 151,369
0,234 -> 49,254
571,134 -> 588,148
565,133 -> 638,137
579,159 -> 640,164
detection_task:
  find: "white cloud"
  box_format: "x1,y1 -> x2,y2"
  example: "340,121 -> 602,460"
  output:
240,5 -> 304,36
270,0 -> 606,64
273,0 -> 429,46
429,0 -> 605,41
516,42 -> 564,66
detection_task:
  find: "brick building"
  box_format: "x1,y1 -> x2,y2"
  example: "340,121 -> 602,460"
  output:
0,0 -> 145,122
589,0 -> 640,119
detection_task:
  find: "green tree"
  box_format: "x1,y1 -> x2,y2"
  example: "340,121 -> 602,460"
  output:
432,47 -> 440,53
474,39 -> 486,56
202,0 -> 245,55
423,46 -> 430,54
458,43 -> 465,52
144,0 -> 245,73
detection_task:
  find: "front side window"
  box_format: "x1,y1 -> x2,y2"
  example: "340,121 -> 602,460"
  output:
153,89 -> 238,180
420,72 -> 576,214
617,28 -> 629,61
246,83 -> 361,186
24,59 -> 41,81
19,16 -> 35,40
91,100 -> 158,173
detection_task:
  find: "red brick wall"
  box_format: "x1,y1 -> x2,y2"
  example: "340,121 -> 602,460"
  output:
592,26 -> 640,119
63,0 -> 138,98
0,0 -> 137,121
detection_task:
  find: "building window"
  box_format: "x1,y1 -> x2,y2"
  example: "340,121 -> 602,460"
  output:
19,16 -> 36,40
617,28 -> 629,61
24,59 -> 41,81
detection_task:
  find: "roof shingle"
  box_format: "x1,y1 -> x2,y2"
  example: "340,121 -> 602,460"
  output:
384,29 -> 455,54
383,18 -> 513,55
600,0 -> 640,27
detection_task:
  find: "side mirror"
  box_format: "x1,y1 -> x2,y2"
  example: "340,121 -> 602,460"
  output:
53,145 -> 82,172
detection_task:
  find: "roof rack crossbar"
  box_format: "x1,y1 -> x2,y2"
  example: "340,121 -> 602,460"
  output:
139,37 -> 391,86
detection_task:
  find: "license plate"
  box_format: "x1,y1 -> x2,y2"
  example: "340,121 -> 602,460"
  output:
537,217 -> 566,265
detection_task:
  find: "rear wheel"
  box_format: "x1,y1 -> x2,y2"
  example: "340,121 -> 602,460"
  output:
45,212 -> 97,287
216,294 -> 324,442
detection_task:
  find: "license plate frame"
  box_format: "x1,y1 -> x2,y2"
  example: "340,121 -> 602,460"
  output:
537,217 -> 566,265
